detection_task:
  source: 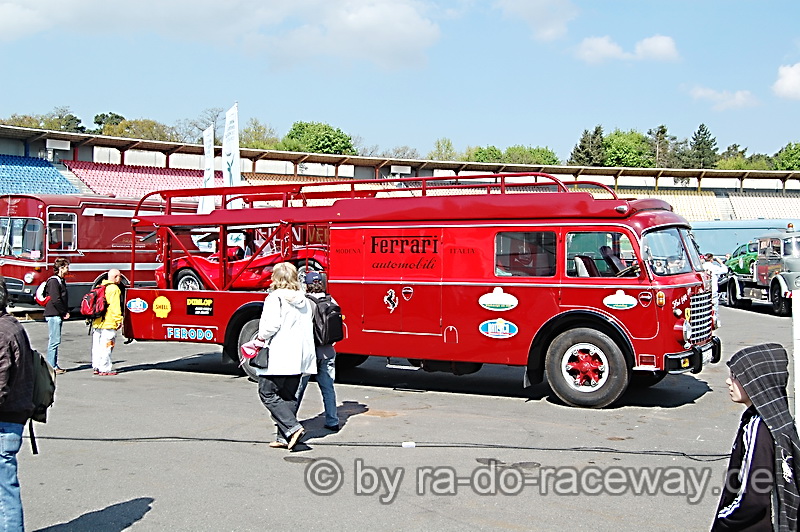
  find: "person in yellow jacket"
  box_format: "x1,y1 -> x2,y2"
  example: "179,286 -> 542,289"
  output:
92,269 -> 123,376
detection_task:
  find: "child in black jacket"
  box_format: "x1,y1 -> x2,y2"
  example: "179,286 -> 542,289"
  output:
712,343 -> 800,532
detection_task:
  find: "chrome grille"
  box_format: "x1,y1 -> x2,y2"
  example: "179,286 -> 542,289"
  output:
3,278 -> 23,293
690,291 -> 713,343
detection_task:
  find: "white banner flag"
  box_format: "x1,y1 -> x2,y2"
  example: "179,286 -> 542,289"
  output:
222,103 -> 242,188
197,125 -> 215,215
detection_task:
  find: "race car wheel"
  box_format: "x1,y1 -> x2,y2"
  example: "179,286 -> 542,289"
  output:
176,270 -> 204,291
237,318 -> 261,382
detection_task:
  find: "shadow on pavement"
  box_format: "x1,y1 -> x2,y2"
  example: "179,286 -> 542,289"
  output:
35,497 -> 154,531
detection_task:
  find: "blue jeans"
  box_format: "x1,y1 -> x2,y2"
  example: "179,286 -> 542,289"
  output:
0,422 -> 24,532
45,316 -> 63,369
297,356 -> 339,427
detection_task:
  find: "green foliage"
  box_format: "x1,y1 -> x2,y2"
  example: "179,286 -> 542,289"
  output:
1,106 -> 86,132
568,125 -> 605,166
278,121 -> 356,155
774,142 -> 800,171
240,118 -> 279,150
471,145 -> 503,163
94,112 -> 125,129
687,123 -> 719,169
602,129 -> 653,167
427,137 -> 458,161
0,114 -> 41,128
103,119 -> 179,141
503,145 -> 560,165
646,125 -> 676,168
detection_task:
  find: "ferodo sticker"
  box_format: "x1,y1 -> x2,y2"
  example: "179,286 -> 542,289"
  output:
479,287 -> 518,312
153,296 -> 172,318
603,290 -> 637,310
187,297 -> 213,316
479,318 -> 518,339
126,298 -> 148,313
165,326 -> 216,341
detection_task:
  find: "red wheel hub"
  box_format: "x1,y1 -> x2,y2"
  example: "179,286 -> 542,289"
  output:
566,350 -> 604,386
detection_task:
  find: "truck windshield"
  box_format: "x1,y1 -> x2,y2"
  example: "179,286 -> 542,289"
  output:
641,227 -> 702,276
0,217 -> 45,260
783,237 -> 800,257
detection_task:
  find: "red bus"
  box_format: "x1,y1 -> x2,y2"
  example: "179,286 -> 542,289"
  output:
0,194 -> 195,308
123,173 -> 721,408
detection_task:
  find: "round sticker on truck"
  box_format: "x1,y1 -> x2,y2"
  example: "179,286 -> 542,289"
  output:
479,318 -> 518,339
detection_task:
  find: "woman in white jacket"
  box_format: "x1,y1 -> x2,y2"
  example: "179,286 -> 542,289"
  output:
256,262 -> 317,450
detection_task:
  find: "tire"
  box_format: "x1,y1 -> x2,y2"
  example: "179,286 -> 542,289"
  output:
336,353 -> 368,370
175,270 -> 204,291
771,283 -> 791,317
629,370 -> 668,388
545,328 -> 629,408
297,260 -> 322,279
727,280 -> 751,309
237,318 -> 261,382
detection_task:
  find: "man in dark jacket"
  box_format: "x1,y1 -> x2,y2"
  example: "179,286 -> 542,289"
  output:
712,343 -> 800,531
43,258 -> 69,374
0,279 -> 35,530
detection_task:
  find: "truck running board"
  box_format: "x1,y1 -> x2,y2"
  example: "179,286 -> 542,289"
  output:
385,358 -> 420,371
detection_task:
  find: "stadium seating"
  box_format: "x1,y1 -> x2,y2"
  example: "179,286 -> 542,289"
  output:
728,191 -> 800,220
63,160 -> 224,199
0,155 -> 80,195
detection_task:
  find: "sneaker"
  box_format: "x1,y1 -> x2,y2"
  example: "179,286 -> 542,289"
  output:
268,441 -> 288,449
287,428 -> 305,450
92,369 -> 100,375
324,424 -> 340,432
97,371 -> 118,376
54,367 -> 67,375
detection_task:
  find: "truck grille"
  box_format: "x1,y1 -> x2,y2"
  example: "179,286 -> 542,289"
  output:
3,278 -> 23,293
690,291 -> 713,343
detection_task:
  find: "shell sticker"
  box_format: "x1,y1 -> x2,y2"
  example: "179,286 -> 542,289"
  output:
153,296 -> 172,318
126,298 -> 148,313
603,290 -> 637,310
479,318 -> 518,339
479,287 -> 518,312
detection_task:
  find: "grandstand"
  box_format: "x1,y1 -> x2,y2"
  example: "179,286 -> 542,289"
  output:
0,154 -> 80,195
2,123 -> 800,226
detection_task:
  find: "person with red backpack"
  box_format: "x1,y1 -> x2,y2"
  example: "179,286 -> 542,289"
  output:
43,258 -> 70,374
91,269 -> 123,376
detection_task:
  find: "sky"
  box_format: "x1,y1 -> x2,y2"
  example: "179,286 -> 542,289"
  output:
1,0 -> 799,162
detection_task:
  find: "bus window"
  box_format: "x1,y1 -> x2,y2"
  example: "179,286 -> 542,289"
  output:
48,212 -> 77,251
0,218 -> 45,259
495,231 -> 556,277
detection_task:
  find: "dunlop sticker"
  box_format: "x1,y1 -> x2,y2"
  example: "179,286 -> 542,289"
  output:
187,297 -> 213,316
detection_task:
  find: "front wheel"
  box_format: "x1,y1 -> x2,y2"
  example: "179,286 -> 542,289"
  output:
175,269 -> 204,291
771,283 -> 791,317
336,354 -> 369,370
237,318 -> 261,382
545,328 -> 629,408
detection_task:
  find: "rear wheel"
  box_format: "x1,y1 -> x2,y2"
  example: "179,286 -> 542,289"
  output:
237,318 -> 261,382
545,328 -> 629,408
771,282 -> 791,317
297,260 -> 322,279
727,280 -> 751,309
336,354 -> 369,370
176,270 -> 204,291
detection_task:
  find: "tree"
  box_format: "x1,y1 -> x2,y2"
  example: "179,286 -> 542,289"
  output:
503,145 -> 560,165
0,114 -> 41,128
240,118 -> 279,150
103,119 -> 179,141
427,137 -> 458,161
278,121 -> 357,155
687,123 -> 719,169
41,106 -> 85,133
568,125 -> 605,166
773,142 -> 800,171
646,125 -> 677,168
603,129 -> 653,167
93,112 -> 125,133
470,145 -> 503,163
381,146 -> 420,159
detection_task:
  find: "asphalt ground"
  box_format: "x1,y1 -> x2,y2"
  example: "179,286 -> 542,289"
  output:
14,302 -> 793,531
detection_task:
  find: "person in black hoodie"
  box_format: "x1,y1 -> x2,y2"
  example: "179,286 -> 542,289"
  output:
0,279 -> 35,530
712,343 -> 800,531
43,258 -> 69,374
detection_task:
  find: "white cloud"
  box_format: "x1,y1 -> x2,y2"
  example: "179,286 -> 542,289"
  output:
0,0 -> 440,70
493,0 -> 579,41
575,34 -> 679,64
689,86 -> 759,111
773,63 -> 800,100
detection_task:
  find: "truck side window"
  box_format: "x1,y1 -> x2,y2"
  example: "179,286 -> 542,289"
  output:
495,231 -> 556,277
566,231 -> 633,277
48,212 -> 77,251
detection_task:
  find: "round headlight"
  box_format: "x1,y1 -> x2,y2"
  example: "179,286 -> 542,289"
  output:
794,277 -> 800,288
23,272 -> 35,284
682,320 -> 693,342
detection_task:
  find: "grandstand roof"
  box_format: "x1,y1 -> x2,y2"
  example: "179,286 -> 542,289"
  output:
2,124 -> 800,184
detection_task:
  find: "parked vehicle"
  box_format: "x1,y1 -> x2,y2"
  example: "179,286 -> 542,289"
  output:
123,173 -> 721,408
0,194 -> 195,308
725,241 -> 758,275
723,224 -> 800,316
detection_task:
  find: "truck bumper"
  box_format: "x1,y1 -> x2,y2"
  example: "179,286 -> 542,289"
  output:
664,337 -> 721,375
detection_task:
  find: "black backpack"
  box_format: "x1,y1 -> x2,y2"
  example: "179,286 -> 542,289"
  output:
306,294 -> 344,346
